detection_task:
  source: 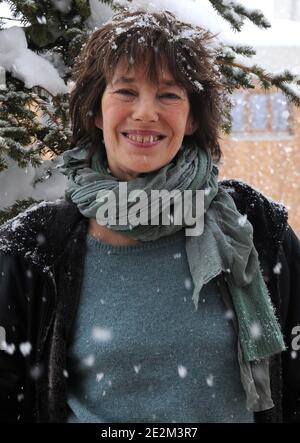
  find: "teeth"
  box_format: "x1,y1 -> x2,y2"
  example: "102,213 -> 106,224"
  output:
126,134 -> 160,143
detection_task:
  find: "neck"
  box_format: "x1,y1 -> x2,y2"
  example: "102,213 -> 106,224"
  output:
88,218 -> 142,246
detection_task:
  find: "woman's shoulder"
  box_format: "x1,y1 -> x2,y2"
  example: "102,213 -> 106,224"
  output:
0,198 -> 84,268
220,178 -> 288,243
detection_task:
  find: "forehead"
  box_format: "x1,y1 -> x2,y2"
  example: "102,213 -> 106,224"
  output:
110,57 -> 178,86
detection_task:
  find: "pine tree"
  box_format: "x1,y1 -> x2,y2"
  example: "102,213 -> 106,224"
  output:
0,0 -> 299,223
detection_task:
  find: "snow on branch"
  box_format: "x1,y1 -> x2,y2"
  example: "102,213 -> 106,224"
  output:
0,26 -> 67,95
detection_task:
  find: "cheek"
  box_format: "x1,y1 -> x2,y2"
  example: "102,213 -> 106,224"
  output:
167,107 -> 190,131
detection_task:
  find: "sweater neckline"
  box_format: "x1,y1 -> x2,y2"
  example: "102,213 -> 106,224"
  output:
86,229 -> 185,254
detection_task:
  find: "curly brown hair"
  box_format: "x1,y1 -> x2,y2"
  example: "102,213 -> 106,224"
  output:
69,9 -> 227,161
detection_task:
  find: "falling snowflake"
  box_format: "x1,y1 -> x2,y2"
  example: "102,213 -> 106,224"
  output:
30,364 -> 43,380
224,309 -> 234,320
83,354 -> 95,367
178,365 -> 187,378
184,277 -> 192,290
19,342 -> 32,357
92,326 -> 112,342
96,372 -> 104,382
36,15 -> 47,24
63,369 -> 69,378
26,269 -> 32,279
36,233 -> 46,245
1,341 -> 15,355
291,351 -> 297,360
173,252 -> 181,259
250,321 -> 262,340
168,213 -> 174,224
206,374 -> 214,387
238,214 -> 247,227
134,365 -> 142,374
17,393 -> 24,402
273,262 -> 282,275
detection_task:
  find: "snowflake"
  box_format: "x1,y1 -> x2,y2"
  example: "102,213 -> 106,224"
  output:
26,269 -> 32,279
83,354 -> 95,367
96,372 -> 104,382
30,364 -> 43,380
250,321 -> 262,340
291,351 -> 297,360
238,214 -> 247,227
134,365 -> 142,374
273,262 -> 282,275
206,374 -> 214,387
224,309 -> 234,320
184,277 -> 192,290
1,341 -> 15,355
178,365 -> 187,378
92,326 -> 112,342
19,342 -> 32,357
36,233 -> 46,245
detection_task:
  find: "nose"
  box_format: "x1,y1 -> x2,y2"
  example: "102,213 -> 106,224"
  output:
131,95 -> 159,122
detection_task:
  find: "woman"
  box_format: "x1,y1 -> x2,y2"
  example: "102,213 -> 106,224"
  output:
0,9 -> 299,423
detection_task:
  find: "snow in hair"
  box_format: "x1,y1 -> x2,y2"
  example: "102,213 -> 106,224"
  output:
107,9 -> 211,46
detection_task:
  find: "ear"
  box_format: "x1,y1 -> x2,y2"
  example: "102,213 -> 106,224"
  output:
95,113 -> 103,129
185,114 -> 197,136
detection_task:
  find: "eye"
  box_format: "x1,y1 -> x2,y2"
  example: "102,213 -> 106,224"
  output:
115,89 -> 136,96
160,93 -> 181,100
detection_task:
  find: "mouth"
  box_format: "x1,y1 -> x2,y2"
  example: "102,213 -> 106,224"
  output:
121,132 -> 166,148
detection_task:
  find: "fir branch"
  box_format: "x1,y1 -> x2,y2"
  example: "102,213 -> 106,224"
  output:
209,0 -> 270,31
0,198 -> 39,226
30,94 -> 61,126
217,57 -> 300,106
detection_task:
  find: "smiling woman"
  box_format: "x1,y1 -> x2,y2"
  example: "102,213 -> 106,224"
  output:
94,58 -> 195,180
0,8 -> 300,425
69,9 -> 225,163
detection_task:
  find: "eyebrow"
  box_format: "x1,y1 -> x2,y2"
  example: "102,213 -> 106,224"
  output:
112,76 -> 178,87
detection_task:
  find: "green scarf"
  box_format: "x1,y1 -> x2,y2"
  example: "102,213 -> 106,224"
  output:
60,138 -> 286,409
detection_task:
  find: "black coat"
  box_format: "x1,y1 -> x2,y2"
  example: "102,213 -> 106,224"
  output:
0,180 -> 300,423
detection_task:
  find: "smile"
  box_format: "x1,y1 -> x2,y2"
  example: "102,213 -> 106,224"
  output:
121,132 -> 166,148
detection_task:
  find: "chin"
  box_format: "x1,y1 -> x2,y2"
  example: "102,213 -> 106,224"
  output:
128,160 -> 163,174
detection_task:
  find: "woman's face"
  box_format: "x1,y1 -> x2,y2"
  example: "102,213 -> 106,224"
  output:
95,58 -> 195,181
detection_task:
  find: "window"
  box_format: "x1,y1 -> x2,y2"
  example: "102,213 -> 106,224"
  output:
271,93 -> 291,131
231,90 -> 292,138
249,94 -> 268,130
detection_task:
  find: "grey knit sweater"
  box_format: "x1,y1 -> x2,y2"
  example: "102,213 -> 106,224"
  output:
66,230 -> 254,423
